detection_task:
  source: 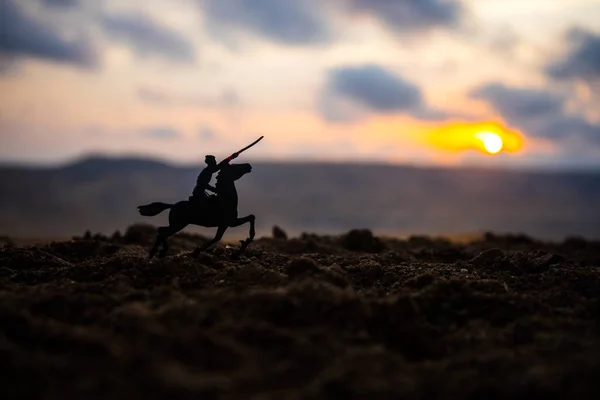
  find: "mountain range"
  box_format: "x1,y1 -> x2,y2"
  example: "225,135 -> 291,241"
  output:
1,156 -> 599,240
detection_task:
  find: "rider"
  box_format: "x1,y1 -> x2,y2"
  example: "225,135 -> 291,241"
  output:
190,152 -> 239,206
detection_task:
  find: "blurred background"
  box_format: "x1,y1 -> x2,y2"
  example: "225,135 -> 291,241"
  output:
1,0 -> 599,241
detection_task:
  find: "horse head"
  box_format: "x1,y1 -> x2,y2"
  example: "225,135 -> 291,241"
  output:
217,163 -> 252,183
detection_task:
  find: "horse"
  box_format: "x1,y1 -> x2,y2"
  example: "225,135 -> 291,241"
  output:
137,163 -> 255,259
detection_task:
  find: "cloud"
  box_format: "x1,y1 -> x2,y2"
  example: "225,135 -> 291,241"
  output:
471,82 -> 600,147
541,116 -> 600,145
40,0 -> 79,9
100,12 -> 196,63
547,28 -> 600,82
0,0 -> 97,68
0,55 -> 19,75
199,126 -> 217,141
341,0 -> 463,34
197,0 -> 463,47
329,65 -> 422,111
139,126 -> 180,140
137,86 -> 240,108
470,83 -> 565,123
136,87 -> 173,105
319,64 -> 447,123
198,0 -> 330,46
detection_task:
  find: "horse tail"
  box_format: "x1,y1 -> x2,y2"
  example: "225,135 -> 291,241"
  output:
137,202 -> 173,217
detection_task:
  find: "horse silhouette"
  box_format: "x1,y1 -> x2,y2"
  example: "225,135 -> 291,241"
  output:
137,163 -> 255,259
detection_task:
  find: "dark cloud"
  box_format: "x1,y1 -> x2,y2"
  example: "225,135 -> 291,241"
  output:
198,0 -> 330,46
198,0 -> 462,46
0,0 -> 97,68
100,13 -> 195,63
139,127 -> 180,140
342,0 -> 463,34
547,28 -> 600,82
470,83 -> 565,123
320,64 -> 447,122
542,116 -> 600,146
40,0 -> 79,8
0,55 -> 19,75
330,65 -> 422,111
471,82 -> 600,147
137,86 -> 240,108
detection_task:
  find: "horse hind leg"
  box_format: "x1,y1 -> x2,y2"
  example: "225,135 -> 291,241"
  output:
149,225 -> 184,259
158,230 -> 170,258
157,224 -> 188,258
149,226 -> 169,259
148,203 -> 191,259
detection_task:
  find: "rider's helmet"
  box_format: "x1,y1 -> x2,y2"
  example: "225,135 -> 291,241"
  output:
205,155 -> 216,165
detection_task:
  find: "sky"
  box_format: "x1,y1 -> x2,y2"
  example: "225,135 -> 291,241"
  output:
1,0 -> 600,168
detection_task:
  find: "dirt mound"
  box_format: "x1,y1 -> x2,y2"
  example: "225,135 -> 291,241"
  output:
272,225 -> 288,240
1,227 -> 599,399
342,229 -> 386,253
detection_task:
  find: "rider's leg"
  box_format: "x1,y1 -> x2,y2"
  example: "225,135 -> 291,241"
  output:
192,224 -> 227,257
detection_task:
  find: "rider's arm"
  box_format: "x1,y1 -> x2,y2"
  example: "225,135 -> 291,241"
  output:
218,152 -> 239,168
206,184 -> 217,192
216,159 -> 229,169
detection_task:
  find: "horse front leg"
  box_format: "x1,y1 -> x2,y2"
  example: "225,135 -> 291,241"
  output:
228,214 -> 256,258
191,225 -> 228,258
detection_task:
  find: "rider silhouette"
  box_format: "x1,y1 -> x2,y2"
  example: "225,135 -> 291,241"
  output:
139,136 -> 263,258
190,153 -> 239,205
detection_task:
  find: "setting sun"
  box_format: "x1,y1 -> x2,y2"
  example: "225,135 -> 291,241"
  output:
425,121 -> 523,156
476,131 -> 503,154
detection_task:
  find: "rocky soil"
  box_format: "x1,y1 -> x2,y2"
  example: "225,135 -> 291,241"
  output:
1,225 -> 599,399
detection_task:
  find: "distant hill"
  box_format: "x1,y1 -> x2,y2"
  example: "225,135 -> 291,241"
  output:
1,156 -> 600,240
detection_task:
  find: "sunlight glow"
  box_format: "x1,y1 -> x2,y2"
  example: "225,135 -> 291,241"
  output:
426,121 -> 523,155
476,131 -> 503,154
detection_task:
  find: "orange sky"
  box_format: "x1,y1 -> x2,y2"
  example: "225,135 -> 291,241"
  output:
1,0 -> 599,167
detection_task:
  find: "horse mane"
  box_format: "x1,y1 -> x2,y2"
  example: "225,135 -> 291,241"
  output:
216,163 -> 236,181
216,163 -> 251,184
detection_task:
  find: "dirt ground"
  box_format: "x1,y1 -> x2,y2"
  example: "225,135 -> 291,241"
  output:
1,225 -> 599,399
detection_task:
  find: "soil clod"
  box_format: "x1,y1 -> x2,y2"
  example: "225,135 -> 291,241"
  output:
0,228 -> 599,398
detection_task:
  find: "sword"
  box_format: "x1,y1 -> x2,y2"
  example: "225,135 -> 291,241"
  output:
225,136 -> 264,161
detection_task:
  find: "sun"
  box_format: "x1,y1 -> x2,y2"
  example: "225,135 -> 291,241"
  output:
426,121 -> 523,155
475,131 -> 504,155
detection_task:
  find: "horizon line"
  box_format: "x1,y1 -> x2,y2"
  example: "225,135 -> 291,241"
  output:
2,151 -> 600,174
